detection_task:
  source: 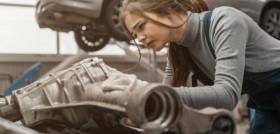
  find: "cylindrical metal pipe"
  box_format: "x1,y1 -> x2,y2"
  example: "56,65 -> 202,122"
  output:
0,104 -> 22,122
212,116 -> 235,134
126,84 -> 183,131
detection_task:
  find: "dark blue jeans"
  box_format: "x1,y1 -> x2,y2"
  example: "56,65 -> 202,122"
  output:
242,69 -> 280,134
250,109 -> 280,134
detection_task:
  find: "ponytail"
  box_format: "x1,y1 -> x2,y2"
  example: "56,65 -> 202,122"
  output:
188,0 -> 209,13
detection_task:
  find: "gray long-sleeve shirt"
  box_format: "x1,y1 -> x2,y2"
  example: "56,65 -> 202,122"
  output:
163,6 -> 280,110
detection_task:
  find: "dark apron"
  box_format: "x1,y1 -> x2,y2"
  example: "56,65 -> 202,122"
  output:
242,68 -> 280,119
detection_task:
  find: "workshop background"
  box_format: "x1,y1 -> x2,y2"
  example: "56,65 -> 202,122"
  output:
1,0 -> 280,133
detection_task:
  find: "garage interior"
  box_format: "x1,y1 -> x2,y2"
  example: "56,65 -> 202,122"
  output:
3,0 -> 280,133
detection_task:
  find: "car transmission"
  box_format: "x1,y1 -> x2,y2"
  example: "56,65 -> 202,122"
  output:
0,57 -> 235,134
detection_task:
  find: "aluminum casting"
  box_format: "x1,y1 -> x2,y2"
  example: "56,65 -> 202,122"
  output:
0,57 -> 235,134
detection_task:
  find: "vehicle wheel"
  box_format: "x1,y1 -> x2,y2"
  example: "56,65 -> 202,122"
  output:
103,0 -> 128,41
74,27 -> 110,52
260,7 -> 280,39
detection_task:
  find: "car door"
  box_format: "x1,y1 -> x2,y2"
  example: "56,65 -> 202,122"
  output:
207,0 -> 262,23
238,0 -> 265,23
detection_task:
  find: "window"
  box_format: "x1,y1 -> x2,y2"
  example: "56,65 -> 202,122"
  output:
0,0 -> 78,54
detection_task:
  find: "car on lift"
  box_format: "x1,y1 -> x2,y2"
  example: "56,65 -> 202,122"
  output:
207,0 -> 280,39
35,0 -> 127,52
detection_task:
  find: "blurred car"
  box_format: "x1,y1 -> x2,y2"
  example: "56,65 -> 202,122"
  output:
36,0 -> 127,52
207,0 -> 280,39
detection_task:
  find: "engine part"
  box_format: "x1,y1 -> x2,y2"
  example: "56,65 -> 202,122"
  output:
0,57 -> 235,134
0,117 -> 38,134
0,98 -> 7,107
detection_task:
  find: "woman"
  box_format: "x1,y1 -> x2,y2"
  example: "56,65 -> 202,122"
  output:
121,0 -> 280,133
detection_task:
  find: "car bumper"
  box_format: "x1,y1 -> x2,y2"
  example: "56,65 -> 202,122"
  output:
36,0 -> 103,32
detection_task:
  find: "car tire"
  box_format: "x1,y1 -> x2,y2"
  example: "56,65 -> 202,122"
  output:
103,0 -> 128,41
74,28 -> 110,52
260,7 -> 280,39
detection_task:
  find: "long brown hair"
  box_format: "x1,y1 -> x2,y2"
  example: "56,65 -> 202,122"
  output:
121,0 -> 209,86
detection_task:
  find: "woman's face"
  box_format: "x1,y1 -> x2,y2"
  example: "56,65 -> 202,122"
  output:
124,12 -> 172,51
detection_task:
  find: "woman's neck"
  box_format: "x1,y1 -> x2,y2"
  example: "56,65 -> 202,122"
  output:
170,14 -> 188,43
